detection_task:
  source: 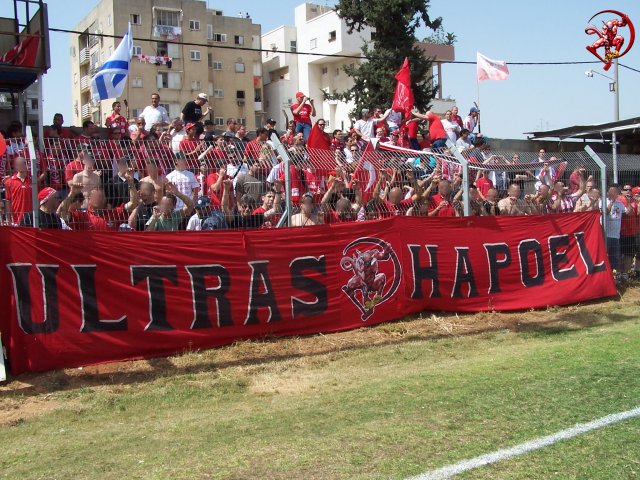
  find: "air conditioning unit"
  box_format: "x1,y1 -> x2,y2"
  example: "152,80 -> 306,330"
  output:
237,99 -> 245,106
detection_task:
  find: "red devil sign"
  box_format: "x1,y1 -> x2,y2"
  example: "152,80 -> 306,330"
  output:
585,10 -> 635,71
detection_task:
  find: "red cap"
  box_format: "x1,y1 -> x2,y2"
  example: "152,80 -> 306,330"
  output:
185,122 -> 197,131
632,186 -> 640,196
295,91 -> 305,98
38,187 -> 57,205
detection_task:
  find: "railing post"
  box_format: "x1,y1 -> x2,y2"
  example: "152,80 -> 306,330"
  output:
270,133 -> 292,227
26,126 -> 39,228
446,140 -> 470,216
584,145 -> 607,239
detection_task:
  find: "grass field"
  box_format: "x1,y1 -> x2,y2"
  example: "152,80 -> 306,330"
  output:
1,286 -> 640,479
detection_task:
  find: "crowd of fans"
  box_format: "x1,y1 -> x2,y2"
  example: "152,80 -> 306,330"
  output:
1,91 -> 639,281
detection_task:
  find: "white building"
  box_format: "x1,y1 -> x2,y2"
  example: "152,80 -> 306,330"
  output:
262,2 -> 456,132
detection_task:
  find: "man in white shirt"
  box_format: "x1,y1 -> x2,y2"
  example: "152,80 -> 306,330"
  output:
165,157 -> 199,210
463,107 -> 480,133
605,185 -> 628,275
169,118 -> 187,155
354,108 -> 391,140
140,93 -> 170,131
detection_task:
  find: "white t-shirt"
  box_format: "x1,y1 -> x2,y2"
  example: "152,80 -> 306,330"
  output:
463,115 -> 478,133
171,128 -> 187,154
140,105 -> 170,131
166,169 -> 199,209
186,213 -> 202,231
442,119 -> 461,142
606,198 -> 626,239
354,118 -> 375,139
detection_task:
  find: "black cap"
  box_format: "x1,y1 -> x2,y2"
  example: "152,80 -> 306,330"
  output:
203,119 -> 214,126
266,118 -> 276,125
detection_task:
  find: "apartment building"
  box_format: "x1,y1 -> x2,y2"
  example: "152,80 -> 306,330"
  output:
70,0 -> 264,130
262,2 -> 456,131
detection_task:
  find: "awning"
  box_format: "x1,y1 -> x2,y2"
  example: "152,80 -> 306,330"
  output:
525,117 -> 640,141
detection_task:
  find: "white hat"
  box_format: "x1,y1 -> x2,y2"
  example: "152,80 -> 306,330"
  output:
197,93 -> 208,101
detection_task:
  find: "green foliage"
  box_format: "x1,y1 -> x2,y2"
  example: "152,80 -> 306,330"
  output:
424,25 -> 457,46
330,0 -> 444,117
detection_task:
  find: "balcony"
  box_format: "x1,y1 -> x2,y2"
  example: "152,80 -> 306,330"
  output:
80,75 -> 90,91
79,48 -> 90,65
254,101 -> 263,112
81,103 -> 92,119
88,34 -> 100,48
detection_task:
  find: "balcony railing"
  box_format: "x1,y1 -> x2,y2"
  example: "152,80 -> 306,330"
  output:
81,103 -> 92,119
79,48 -> 90,65
80,75 -> 90,91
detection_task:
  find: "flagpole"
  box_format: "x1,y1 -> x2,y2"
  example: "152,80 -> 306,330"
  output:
476,76 -> 481,134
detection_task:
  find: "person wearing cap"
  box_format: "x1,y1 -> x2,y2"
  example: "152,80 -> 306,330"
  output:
181,93 -> 210,124
186,195 -> 213,231
291,91 -> 316,140
203,119 -> 215,135
265,118 -> 280,140
179,122 -> 206,159
464,107 -> 480,133
19,187 -> 63,229
291,191 -> 323,227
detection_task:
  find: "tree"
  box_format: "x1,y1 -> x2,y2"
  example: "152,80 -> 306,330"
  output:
327,0 -> 444,118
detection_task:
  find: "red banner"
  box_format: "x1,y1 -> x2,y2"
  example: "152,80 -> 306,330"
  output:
0,213 -> 615,374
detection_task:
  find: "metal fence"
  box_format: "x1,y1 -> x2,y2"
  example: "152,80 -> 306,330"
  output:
0,128 -> 636,237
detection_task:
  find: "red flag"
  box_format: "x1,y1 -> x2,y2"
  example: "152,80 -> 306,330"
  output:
349,141 -> 382,204
0,133 -> 6,157
0,33 -> 40,67
392,58 -> 414,119
306,121 -> 332,173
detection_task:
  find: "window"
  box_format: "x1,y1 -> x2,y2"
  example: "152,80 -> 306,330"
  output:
155,10 -> 180,27
207,24 -> 213,40
329,30 -> 336,42
130,14 -> 141,25
290,40 -> 297,52
213,89 -> 224,98
132,108 -> 142,118
214,117 -> 224,126
157,72 -> 181,89
236,90 -> 245,100
132,77 -> 143,88
322,67 -> 328,75
212,33 -> 227,43
371,31 -> 377,41
234,35 -> 244,46
208,82 -> 214,96
191,80 -> 201,90
208,54 -> 223,69
237,118 -> 246,125
90,50 -> 100,68
132,45 -> 142,56
107,14 -> 112,26
235,62 -> 245,73
310,38 -> 317,50
73,73 -> 78,84
190,50 -> 201,61
189,20 -> 200,31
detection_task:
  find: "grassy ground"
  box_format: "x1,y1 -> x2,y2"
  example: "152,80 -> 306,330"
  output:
1,287 -> 640,479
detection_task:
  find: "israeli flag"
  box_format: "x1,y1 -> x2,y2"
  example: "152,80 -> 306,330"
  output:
91,24 -> 133,102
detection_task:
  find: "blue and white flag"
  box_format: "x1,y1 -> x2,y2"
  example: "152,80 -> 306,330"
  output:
91,24 -> 133,102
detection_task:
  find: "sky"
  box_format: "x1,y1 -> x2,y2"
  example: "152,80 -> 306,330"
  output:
32,0 -> 640,139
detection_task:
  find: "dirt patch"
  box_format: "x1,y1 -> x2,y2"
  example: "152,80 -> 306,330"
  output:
1,286 -> 636,425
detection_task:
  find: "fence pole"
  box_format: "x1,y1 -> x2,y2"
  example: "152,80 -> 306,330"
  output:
446,140 -> 470,216
270,132 -> 292,227
26,126 -> 39,228
584,145 -> 607,239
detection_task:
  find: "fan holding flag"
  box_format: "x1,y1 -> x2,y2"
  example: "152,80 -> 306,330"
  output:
91,24 -> 133,103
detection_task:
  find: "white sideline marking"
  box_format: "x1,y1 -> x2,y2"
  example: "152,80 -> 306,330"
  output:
407,406 -> 640,480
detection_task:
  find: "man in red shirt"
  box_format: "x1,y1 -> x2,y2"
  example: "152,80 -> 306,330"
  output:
428,179 -> 458,217
179,123 -> 205,159
412,110 -> 448,149
105,101 -> 129,135
243,128 -> 269,159
291,91 -> 316,140
4,156 -> 32,225
44,113 -> 75,139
